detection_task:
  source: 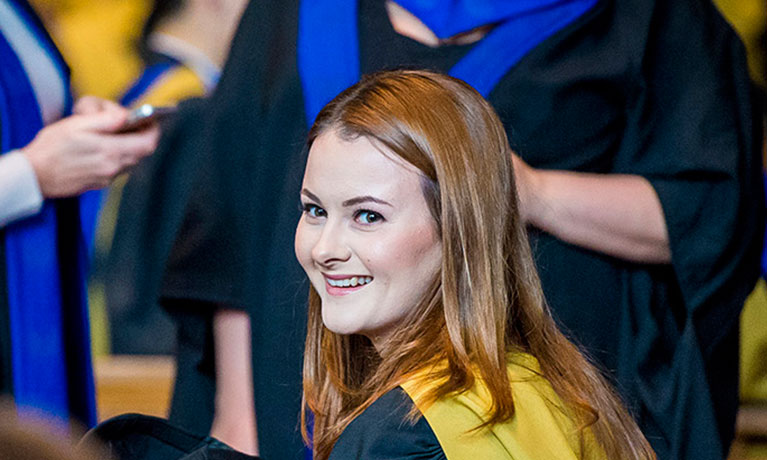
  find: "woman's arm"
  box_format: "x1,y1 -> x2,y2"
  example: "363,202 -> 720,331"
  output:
210,308 -> 259,456
513,154 -> 671,264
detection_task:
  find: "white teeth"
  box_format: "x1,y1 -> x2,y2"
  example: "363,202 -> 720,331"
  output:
327,276 -> 373,287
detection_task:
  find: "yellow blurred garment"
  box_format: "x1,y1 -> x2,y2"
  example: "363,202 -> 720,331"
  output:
714,0 -> 767,403
29,0 -> 149,99
741,281 -> 767,401
714,0 -> 766,87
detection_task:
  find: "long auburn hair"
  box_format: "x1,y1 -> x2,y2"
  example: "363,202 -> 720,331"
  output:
301,70 -> 655,460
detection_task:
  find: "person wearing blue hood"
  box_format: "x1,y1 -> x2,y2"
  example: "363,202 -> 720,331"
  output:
0,0 -> 159,432
111,0 -> 763,459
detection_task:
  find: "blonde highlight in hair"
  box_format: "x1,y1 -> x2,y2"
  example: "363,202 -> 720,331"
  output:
301,70 -> 655,460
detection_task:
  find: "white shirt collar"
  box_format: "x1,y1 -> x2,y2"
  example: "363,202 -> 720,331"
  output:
147,32 -> 221,91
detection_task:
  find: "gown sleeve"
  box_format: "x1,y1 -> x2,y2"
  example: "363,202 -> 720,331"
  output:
613,0 -> 764,349
159,0 -> 308,311
107,97 -> 215,313
110,1 -> 272,312
607,0 -> 763,457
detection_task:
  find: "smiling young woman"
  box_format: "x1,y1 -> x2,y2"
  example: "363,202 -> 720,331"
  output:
294,70 -> 656,460
295,131 -> 442,347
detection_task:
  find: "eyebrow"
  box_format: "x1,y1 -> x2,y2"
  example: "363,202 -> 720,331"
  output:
301,189 -> 393,208
301,189 -> 323,205
342,196 -> 393,208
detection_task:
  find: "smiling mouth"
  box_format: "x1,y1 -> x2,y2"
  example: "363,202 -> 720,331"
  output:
323,275 -> 373,296
326,276 -> 373,287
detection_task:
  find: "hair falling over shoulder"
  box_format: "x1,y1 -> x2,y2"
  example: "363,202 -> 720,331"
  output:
300,70 -> 656,460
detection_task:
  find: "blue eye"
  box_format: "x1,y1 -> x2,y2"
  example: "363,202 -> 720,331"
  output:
302,203 -> 326,218
355,210 -> 384,224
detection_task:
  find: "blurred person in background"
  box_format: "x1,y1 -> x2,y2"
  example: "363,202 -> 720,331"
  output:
122,0 -> 248,108
91,0 -> 247,360
27,0 -> 247,361
0,0 -> 158,431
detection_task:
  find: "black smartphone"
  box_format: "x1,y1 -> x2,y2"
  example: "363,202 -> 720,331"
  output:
118,104 -> 177,133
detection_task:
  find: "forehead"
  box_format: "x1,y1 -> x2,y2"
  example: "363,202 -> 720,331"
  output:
304,130 -> 422,200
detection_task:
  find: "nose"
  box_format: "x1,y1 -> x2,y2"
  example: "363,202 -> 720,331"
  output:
311,221 -> 351,267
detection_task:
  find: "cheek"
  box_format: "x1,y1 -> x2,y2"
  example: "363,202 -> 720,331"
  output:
294,219 -> 315,271
365,225 -> 441,279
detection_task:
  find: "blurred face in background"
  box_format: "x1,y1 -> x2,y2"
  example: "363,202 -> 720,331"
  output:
295,130 -> 442,349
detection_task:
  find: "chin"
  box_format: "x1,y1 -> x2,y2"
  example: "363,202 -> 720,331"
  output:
321,310 -> 361,336
322,321 -> 361,336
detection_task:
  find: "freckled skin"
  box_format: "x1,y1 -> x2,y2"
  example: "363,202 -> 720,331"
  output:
294,131 -> 442,349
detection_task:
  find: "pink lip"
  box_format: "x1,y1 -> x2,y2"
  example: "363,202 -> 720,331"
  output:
322,274 -> 372,297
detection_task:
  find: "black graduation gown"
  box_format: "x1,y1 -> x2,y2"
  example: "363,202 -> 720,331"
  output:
328,388 -> 445,460
109,0 -> 763,459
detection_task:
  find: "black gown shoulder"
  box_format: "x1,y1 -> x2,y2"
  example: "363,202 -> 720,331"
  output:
329,388 -> 446,460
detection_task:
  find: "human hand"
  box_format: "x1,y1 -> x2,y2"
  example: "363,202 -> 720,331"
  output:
72,95 -> 125,117
21,103 -> 160,198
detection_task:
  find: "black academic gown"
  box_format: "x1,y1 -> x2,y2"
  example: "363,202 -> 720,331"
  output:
110,0 -> 763,459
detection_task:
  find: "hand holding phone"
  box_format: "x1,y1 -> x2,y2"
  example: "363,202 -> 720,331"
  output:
22,102 -> 162,198
118,104 -> 177,133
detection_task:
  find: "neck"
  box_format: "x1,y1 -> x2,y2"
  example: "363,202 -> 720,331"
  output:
155,21 -> 225,68
154,0 -> 243,69
385,1 -> 491,47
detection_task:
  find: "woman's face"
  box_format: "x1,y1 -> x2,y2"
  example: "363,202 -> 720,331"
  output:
295,130 -> 442,349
